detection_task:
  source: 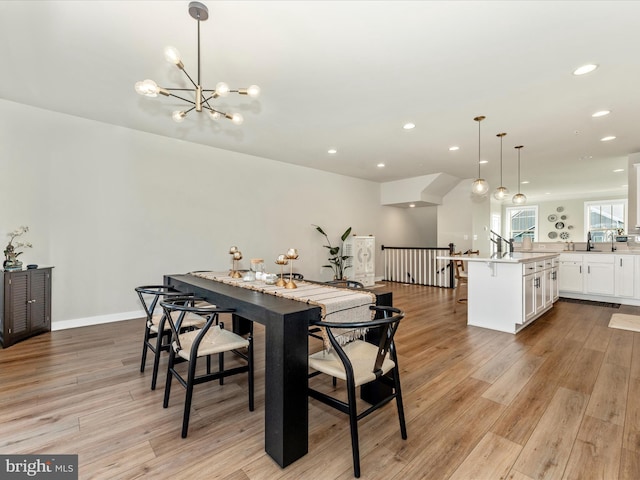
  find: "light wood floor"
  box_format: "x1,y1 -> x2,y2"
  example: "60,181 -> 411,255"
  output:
1,282 -> 639,479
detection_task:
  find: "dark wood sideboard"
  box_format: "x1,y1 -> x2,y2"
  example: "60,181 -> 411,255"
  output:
0,266 -> 53,348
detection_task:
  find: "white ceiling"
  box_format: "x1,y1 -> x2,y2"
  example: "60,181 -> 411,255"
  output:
2,0 -> 639,202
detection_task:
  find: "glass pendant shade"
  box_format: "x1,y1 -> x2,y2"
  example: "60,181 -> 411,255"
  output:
471,116 -> 488,196
472,178 -> 490,195
493,186 -> 509,201
512,192 -> 527,204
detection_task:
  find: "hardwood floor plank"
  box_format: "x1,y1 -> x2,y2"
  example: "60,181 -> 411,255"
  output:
585,361 -> 629,426
557,347 -> 605,395
448,432 -> 522,480
511,387 -> 589,480
605,329 -> 634,368
584,325 -> 613,353
623,376 -> 640,452
481,352 -> 545,406
561,415 -> 623,480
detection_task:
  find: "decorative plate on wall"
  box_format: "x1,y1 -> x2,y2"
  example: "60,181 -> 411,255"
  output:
568,225 -> 574,230
548,214 -> 558,222
556,206 -> 564,212
560,232 -> 570,240
548,231 -> 558,239
555,221 -> 565,229
560,215 -> 567,220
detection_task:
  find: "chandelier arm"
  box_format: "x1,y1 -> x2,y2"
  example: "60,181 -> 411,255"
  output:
167,92 -> 197,105
179,68 -> 199,90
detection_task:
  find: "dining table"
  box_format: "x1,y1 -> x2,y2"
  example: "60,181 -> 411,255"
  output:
164,272 -> 392,468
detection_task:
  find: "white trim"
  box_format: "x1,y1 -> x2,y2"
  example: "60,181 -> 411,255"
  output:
51,310 -> 145,331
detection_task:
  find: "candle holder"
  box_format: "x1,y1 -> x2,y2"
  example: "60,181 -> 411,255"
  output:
285,248 -> 299,289
229,247 -> 243,278
275,254 -> 288,287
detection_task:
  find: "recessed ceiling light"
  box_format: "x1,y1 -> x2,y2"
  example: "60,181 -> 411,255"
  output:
377,163 -> 385,168
403,123 -> 415,130
601,135 -> 616,142
479,160 -> 488,164
592,110 -> 610,118
449,146 -> 460,151
622,184 -> 628,188
613,168 -> 624,173
573,64 -> 598,76
327,148 -> 337,154
409,204 -> 415,208
521,181 -> 530,184
545,192 -> 551,195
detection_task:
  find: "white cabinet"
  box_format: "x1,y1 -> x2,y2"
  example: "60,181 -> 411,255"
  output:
615,255 -> 635,298
584,255 -> 615,296
343,236 -> 375,286
522,260 -> 551,324
559,254 -> 583,293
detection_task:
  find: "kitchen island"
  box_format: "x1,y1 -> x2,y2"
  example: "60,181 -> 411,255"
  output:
440,252 -> 560,333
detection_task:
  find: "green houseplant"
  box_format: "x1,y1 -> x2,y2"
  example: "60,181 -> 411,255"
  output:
313,225 -> 352,279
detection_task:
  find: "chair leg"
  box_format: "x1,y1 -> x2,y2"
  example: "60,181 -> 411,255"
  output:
393,368 -> 408,440
163,351 -> 175,409
346,382 -> 361,478
140,327 -> 151,373
150,330 -> 165,390
218,352 -> 224,385
182,358 -> 198,438
248,334 -> 254,411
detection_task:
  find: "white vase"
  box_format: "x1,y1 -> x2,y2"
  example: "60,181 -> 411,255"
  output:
522,237 -> 533,251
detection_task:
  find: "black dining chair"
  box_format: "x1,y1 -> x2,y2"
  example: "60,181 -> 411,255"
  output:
325,279 -> 364,288
307,305 -> 407,478
136,285 -> 206,390
161,296 -> 254,438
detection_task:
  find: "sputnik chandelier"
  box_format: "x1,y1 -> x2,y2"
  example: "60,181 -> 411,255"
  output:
135,1 -> 260,125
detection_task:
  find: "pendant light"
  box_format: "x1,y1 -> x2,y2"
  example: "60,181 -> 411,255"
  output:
493,132 -> 509,201
512,145 -> 527,204
471,116 -> 489,195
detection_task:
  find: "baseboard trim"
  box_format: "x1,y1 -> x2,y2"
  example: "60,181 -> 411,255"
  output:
51,310 -> 145,331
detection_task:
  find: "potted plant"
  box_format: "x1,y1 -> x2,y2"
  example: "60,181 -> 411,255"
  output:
313,225 -> 352,279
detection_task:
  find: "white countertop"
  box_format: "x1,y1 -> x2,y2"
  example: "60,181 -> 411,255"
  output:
438,252 -> 559,264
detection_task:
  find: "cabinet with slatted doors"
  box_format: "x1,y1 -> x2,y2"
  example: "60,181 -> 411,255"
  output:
0,267 -> 52,348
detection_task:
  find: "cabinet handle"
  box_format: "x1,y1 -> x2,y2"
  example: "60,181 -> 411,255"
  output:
580,266 -> 582,274
620,258 -> 623,267
588,266 -> 591,274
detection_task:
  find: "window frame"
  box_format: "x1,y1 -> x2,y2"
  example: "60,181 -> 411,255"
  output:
584,199 -> 627,242
505,205 -> 538,243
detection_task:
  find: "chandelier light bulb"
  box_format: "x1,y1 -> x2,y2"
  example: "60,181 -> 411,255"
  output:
215,82 -> 230,97
135,79 -> 160,97
172,110 -> 186,123
163,46 -> 182,65
231,113 -> 244,125
209,110 -> 221,120
246,85 -> 261,98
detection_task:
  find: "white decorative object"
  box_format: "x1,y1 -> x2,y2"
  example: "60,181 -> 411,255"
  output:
522,237 -> 533,251
343,236 -> 375,286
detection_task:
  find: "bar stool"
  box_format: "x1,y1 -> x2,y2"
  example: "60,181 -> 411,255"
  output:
161,296 -> 254,438
135,285 -> 205,390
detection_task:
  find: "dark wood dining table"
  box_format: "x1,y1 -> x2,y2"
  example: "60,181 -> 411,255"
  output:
164,273 -> 392,468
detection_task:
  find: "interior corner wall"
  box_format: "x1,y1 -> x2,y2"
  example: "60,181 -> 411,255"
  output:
437,179 -> 474,252
0,99 -> 426,326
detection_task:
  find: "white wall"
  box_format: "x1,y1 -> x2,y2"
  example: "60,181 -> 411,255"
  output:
0,99 -> 432,326
437,179 -> 474,252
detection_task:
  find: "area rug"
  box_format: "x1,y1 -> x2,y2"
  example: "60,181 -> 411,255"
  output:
558,297 -> 621,308
609,313 -> 640,333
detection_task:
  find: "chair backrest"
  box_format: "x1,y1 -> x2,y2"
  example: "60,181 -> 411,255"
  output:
160,296 -> 236,359
325,279 -> 364,289
278,272 -> 304,280
313,305 -> 404,377
135,285 -> 188,321
450,252 -> 465,279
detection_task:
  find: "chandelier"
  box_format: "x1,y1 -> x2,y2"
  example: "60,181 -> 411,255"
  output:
512,145 -> 527,204
135,1 -> 260,125
493,132 -> 509,201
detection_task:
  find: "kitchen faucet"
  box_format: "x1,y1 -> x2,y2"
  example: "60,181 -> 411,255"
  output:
489,230 -> 514,254
611,232 -> 616,252
587,232 -> 593,251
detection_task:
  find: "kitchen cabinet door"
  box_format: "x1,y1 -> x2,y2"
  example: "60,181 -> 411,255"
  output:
615,255 -> 634,298
585,262 -> 615,295
559,261 -> 583,293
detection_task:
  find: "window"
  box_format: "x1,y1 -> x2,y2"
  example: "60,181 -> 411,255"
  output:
506,206 -> 538,242
585,199 -> 626,242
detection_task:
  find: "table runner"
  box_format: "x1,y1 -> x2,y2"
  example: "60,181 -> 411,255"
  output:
189,271 -> 376,347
